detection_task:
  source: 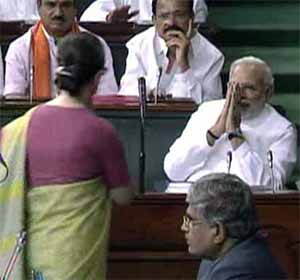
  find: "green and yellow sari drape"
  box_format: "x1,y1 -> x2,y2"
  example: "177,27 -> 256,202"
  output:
0,108 -> 112,279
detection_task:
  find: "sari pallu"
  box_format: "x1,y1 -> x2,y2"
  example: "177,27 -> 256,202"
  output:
0,107 -> 36,280
0,108 -> 112,279
26,178 -> 112,280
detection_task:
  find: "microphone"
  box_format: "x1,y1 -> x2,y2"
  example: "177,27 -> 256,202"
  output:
138,77 -> 146,194
227,151 -> 232,174
29,65 -> 34,104
0,152 -> 9,183
155,66 -> 163,104
29,39 -> 34,103
31,270 -> 45,280
1,230 -> 26,280
267,150 -> 276,192
267,150 -> 273,169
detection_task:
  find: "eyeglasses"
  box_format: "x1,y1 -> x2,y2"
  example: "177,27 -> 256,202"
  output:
156,11 -> 190,21
182,214 -> 203,229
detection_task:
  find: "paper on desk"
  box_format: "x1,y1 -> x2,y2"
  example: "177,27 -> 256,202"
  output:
165,182 -> 193,193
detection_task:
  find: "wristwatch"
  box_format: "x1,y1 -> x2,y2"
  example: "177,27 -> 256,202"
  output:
228,129 -> 244,141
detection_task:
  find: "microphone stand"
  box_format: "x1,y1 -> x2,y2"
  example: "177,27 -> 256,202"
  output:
155,67 -> 163,105
138,77 -> 146,194
1,230 -> 26,280
31,270 -> 45,280
29,37 -> 34,104
227,151 -> 232,174
267,150 -> 276,193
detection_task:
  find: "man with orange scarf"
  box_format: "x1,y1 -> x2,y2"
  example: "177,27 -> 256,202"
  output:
3,0 -> 118,100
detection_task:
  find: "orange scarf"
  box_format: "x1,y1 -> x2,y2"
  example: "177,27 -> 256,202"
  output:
31,20 -> 80,100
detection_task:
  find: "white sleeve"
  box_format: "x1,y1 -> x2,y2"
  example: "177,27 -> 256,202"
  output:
200,52 -> 224,102
80,0 -> 117,22
119,40 -> 146,95
4,40 -> 29,97
174,52 -> 224,104
231,125 -> 297,187
164,105 -> 214,181
96,37 -> 118,94
201,53 -> 224,102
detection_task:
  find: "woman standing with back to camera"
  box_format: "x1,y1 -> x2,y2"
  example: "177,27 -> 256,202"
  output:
0,32 -> 132,279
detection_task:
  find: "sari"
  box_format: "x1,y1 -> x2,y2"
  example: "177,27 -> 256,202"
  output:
0,108 -> 112,279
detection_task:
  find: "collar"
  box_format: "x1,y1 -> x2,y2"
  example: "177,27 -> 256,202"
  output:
41,25 -> 57,46
155,32 -> 168,57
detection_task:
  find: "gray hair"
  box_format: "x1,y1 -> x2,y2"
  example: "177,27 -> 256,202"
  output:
230,56 -> 274,87
187,173 -> 259,240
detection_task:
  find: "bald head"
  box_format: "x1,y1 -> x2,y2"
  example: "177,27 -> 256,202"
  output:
230,56 -> 274,88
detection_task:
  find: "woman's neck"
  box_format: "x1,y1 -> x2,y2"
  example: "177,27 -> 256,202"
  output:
46,90 -> 90,108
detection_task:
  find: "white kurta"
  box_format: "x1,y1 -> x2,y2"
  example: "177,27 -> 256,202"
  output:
118,26 -> 224,104
0,0 -> 39,21
3,26 -> 118,98
80,0 -> 208,23
164,99 -> 297,190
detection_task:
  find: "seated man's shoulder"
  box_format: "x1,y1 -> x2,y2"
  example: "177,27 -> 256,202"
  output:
193,32 -> 223,59
126,26 -> 155,48
215,235 -> 286,279
6,29 -> 32,53
265,103 -> 295,129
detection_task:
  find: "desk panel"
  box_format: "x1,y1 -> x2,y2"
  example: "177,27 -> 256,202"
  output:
108,193 -> 300,279
0,101 -> 196,192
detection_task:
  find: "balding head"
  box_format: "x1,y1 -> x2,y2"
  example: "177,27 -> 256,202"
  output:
230,56 -> 274,88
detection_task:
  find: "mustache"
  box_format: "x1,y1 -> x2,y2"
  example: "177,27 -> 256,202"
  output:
51,16 -> 65,21
164,25 -> 184,33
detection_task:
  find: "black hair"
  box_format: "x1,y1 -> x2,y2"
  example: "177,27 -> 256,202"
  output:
152,0 -> 194,16
37,0 -> 78,8
55,32 -> 105,96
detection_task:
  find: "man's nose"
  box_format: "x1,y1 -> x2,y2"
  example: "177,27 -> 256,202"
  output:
53,5 -> 64,16
165,14 -> 176,26
239,87 -> 246,98
181,222 -> 188,232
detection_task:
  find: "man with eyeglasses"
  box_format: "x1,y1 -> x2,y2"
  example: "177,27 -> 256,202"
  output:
182,173 -> 286,279
118,0 -> 224,104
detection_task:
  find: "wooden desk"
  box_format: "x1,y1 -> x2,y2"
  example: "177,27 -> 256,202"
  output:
1,101 -> 299,278
0,100 -> 197,192
108,192 -> 300,279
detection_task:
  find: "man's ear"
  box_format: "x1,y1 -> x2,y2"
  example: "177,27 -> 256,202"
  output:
152,15 -> 156,24
94,71 -> 103,85
265,84 -> 274,101
212,222 -> 227,244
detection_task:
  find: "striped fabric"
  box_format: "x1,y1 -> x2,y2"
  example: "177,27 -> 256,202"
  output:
0,107 -> 37,280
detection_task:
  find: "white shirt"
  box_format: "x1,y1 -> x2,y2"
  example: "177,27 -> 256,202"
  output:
0,0 -> 39,21
3,26 -> 118,98
0,48 -> 3,96
119,26 -> 224,104
80,0 -> 208,23
164,99 -> 297,191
